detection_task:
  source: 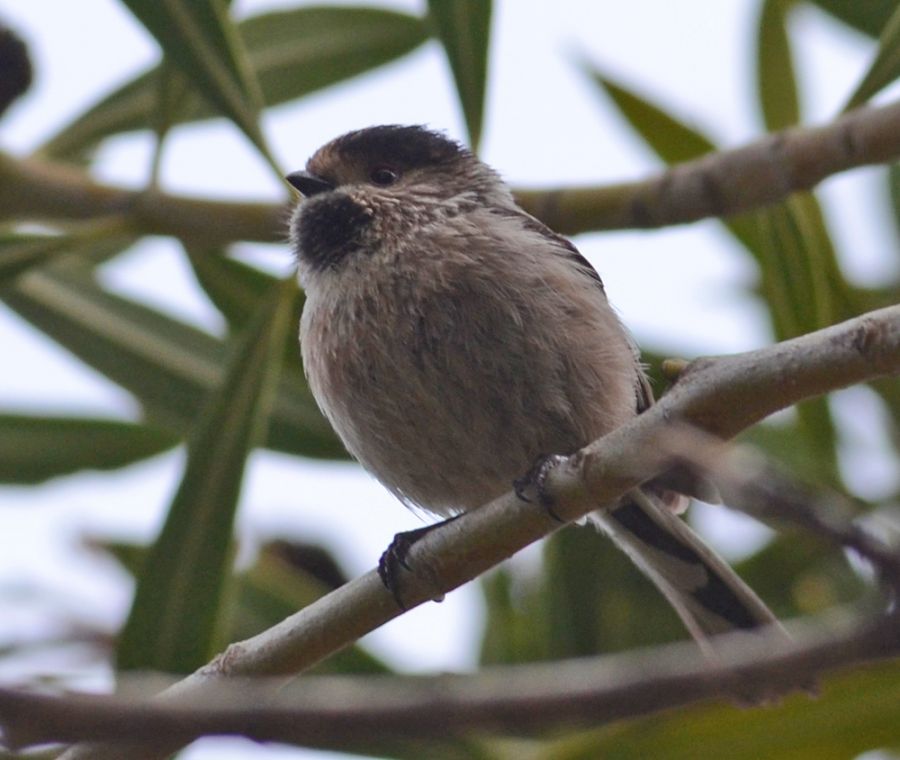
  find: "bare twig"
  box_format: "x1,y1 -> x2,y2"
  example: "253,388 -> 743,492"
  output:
48,305 -> 900,760
669,434 -> 900,592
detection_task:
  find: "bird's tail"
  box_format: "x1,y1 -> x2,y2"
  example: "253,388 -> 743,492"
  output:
591,489 -> 786,647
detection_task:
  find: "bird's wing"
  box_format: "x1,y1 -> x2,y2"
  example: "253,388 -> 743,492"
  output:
499,207 -> 783,645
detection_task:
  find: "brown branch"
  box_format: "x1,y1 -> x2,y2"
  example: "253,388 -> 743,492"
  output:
49,304 -> 900,760
3,614 -> 899,753
0,152 -> 286,246
2,101 -> 900,243
514,100 -> 900,235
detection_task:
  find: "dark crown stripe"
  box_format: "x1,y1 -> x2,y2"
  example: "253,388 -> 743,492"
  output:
328,125 -> 467,171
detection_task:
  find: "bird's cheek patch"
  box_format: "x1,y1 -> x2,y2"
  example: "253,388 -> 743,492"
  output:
296,195 -> 373,272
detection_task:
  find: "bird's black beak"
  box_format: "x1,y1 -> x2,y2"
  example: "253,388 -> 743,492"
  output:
285,170 -> 335,197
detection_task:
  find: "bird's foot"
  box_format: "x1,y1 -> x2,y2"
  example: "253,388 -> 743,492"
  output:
514,454 -> 567,522
378,515 -> 462,609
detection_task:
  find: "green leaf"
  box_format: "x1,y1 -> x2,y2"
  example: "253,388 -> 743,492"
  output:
757,0 -> 801,130
149,63 -> 192,184
809,0 -> 897,38
427,0 -> 492,150
119,0 -> 271,166
0,233 -> 84,284
541,527 -> 686,655
185,247 -> 309,375
116,278 -> 295,673
845,2 -> 900,109
583,65 -> 716,164
755,197 -> 841,339
753,198 -> 841,474
0,222 -> 132,285
0,414 -> 176,484
481,528 -> 687,666
479,569 -> 544,666
734,533 -> 870,619
185,246 -> 284,330
40,7 -> 428,161
94,538 -> 392,675
1,264 -> 344,459
543,660 -> 900,760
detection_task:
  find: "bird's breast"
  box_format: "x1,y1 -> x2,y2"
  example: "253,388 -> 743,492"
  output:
300,237 -> 637,515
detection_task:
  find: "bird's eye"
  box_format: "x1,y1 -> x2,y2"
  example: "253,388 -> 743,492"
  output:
369,166 -> 399,186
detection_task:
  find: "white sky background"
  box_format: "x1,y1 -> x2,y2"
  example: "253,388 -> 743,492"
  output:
0,1 -> 896,758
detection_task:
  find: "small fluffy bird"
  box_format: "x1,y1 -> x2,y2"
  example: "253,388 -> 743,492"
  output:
287,125 -> 780,645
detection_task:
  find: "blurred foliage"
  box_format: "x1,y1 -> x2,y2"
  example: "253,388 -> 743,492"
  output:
538,660 -> 900,760
427,0 -> 492,150
0,1 -> 898,759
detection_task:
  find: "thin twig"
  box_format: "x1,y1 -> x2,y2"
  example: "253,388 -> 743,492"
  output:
668,434 -> 900,593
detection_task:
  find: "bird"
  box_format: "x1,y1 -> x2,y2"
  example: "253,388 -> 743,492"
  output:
286,124 -> 782,647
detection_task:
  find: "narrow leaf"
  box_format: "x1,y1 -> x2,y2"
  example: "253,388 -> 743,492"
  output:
0,222 -> 132,285
755,198 -> 838,338
583,66 -> 715,164
0,415 -> 176,484
427,0 -> 492,150
0,234 -> 85,284
99,539 -> 392,676
754,199 -> 840,474
119,0 -> 272,165
757,0 -> 801,130
809,0 -> 897,38
185,246 -> 284,330
845,2 -> 900,109
1,264 -> 343,458
149,63 -> 191,185
116,278 -> 295,673
185,247 -> 306,373
541,528 -> 685,655
40,8 -> 428,161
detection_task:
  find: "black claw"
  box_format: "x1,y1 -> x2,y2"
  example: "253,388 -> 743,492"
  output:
514,454 -> 567,522
378,516 -> 462,609
513,473 -> 534,503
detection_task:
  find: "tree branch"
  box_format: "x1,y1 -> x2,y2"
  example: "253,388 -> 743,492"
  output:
3,613 -> 899,754
514,99 -> 900,234
0,152 -> 285,246
50,304 -> 900,759
2,101 -> 899,242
